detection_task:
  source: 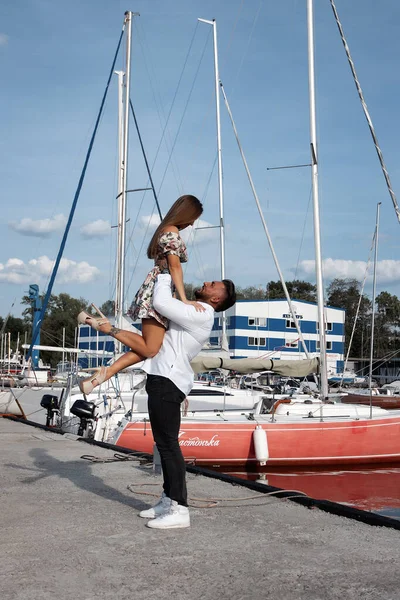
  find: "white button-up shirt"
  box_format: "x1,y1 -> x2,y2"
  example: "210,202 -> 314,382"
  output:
142,274 -> 215,396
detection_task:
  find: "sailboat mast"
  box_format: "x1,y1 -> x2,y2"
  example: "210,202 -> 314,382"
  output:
307,0 -> 328,399
115,11 -> 134,337
115,69 -> 125,348
369,202 -> 381,418
198,18 -> 227,343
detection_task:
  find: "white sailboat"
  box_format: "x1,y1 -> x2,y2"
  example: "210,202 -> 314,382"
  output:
56,13 -> 277,440
11,6 -> 400,469
106,3 -> 400,467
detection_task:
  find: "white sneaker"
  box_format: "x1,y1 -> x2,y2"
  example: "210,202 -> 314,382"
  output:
139,492 -> 171,519
146,501 -> 190,529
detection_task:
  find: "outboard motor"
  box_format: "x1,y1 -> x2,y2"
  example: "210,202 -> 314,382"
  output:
70,399 -> 96,437
40,394 -> 59,428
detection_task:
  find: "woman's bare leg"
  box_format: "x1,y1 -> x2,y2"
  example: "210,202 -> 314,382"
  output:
80,319 -> 166,392
97,317 -> 166,381
105,350 -> 144,379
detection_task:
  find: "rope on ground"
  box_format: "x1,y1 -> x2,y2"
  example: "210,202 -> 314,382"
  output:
80,453 -> 149,465
126,482 -> 309,509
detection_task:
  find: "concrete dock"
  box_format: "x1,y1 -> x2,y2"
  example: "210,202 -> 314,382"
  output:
1,418 -> 400,600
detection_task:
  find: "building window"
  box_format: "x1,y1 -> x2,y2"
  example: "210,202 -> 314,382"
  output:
285,340 -> 298,348
316,340 -> 332,350
317,322 -> 333,332
285,319 -> 296,329
217,317 -> 230,327
248,317 -> 266,327
248,337 -> 266,347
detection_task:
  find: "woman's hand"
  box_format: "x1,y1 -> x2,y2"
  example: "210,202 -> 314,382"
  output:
182,299 -> 206,312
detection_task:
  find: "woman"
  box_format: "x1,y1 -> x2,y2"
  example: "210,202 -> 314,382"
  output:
77,194 -> 204,394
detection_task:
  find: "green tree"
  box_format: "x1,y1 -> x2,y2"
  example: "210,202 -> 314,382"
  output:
374,291 -> 400,356
326,278 -> 371,357
99,300 -> 115,317
236,286 -> 266,300
265,280 -> 317,302
0,315 -> 30,351
21,293 -> 89,367
184,283 -> 196,300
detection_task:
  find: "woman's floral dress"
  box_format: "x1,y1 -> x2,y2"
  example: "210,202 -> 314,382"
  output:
128,231 -> 188,328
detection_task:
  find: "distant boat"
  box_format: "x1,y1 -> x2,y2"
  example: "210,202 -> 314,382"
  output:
328,371 -> 367,386
0,353 -> 50,386
340,388 -> 400,410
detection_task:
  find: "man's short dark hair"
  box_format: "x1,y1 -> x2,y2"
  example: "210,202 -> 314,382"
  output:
215,279 -> 236,312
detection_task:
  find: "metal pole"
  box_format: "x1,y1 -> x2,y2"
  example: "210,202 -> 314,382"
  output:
115,68 -> 125,352
116,11 -> 134,334
62,327 -> 65,368
16,332 -> 20,362
369,202 -> 381,418
8,332 -> 11,374
198,18 -> 227,345
307,0 -> 328,399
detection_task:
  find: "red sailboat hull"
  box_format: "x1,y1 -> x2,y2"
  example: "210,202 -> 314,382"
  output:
115,414 -> 400,467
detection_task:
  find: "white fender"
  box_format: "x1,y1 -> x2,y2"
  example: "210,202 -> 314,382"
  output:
253,425 -> 269,465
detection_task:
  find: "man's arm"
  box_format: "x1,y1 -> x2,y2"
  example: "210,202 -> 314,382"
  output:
152,274 -> 211,331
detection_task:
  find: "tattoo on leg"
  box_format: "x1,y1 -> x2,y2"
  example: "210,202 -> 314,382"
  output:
109,326 -> 122,337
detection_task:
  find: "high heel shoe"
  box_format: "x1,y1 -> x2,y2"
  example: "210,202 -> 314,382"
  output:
77,303 -> 110,331
79,366 -> 108,395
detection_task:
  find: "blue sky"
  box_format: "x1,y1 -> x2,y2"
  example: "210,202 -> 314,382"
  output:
1,0 -> 400,319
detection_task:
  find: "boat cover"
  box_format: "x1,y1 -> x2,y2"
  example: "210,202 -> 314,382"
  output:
190,356 -> 319,377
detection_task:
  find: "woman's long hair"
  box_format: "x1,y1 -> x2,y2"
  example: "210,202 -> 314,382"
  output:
147,195 -> 203,259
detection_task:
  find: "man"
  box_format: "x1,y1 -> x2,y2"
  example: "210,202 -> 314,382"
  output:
122,274 -> 235,529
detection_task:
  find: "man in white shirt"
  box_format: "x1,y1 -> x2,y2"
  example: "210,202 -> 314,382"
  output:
134,273 -> 236,529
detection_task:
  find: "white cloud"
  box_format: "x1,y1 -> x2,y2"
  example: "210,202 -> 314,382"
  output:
183,219 -> 218,244
140,214 -> 161,230
9,214 -> 67,238
0,34 -> 8,46
80,219 -> 111,238
0,256 -> 100,284
298,258 -> 400,283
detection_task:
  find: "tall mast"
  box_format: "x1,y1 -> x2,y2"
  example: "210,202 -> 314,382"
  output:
307,0 -> 328,399
114,69 -> 125,351
198,18 -> 227,345
115,11 -> 134,338
369,202 -> 381,418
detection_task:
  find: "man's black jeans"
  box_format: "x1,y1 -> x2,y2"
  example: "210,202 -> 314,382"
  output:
146,374 -> 188,507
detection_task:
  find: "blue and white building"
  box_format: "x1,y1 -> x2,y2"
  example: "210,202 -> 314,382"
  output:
77,299 -> 346,376
210,298 -> 346,375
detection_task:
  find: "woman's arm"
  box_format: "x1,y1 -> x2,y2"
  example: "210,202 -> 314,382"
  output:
152,275 -> 211,332
160,226 -> 205,311
167,253 -> 187,301
167,254 -> 205,312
